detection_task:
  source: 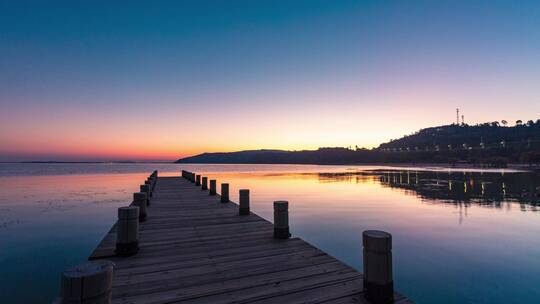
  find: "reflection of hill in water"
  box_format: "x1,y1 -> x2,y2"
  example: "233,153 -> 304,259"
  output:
317,170 -> 540,211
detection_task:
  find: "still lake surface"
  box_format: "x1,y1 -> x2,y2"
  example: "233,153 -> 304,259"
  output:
1,163 -> 539,303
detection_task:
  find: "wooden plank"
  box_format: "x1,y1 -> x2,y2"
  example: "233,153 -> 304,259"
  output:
88,176 -> 413,304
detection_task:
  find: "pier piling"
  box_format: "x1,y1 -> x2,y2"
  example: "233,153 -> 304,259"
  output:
133,192 -> 147,222
140,184 -> 151,205
239,189 -> 250,215
220,183 -> 229,203
144,180 -> 152,197
209,179 -> 217,195
363,230 -> 394,304
115,206 -> 139,257
201,177 -> 208,190
273,201 -> 290,239
59,260 -> 114,304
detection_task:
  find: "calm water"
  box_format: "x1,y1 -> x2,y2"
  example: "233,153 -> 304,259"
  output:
1,163 -> 539,303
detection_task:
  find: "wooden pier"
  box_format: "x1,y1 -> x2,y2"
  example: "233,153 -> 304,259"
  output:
81,173 -> 412,304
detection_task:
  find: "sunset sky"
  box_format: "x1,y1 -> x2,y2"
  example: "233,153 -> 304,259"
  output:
1,1 -> 539,161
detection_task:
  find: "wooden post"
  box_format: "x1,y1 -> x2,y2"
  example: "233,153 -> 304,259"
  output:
220,183 -> 229,203
190,173 -> 195,183
195,175 -> 201,186
116,206 -> 139,257
148,176 -> 156,190
144,180 -> 152,197
140,184 -> 151,205
239,189 -> 250,215
147,177 -> 153,190
133,192 -> 147,222
209,180 -> 217,195
59,260 -> 114,304
201,177 -> 208,190
273,201 -> 290,239
363,230 -> 393,304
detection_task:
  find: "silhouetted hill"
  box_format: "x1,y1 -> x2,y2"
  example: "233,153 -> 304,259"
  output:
176,121 -> 540,166
379,121 -> 540,152
176,148 -> 364,164
177,150 -> 291,164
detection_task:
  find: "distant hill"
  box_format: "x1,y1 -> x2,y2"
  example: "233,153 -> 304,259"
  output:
176,121 -> 540,166
379,121 -> 540,152
177,150 -> 291,164
176,147 -> 375,164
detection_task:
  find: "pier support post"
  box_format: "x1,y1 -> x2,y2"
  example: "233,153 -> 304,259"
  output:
144,180 -> 153,197
140,184 -> 151,205
363,230 -> 394,304
147,177 -> 154,191
149,176 -> 157,190
201,177 -> 208,190
133,192 -> 148,222
116,206 -> 139,257
59,260 -> 114,304
221,183 -> 229,203
273,201 -> 290,239
209,180 -> 217,195
196,175 -> 201,186
239,189 -> 250,215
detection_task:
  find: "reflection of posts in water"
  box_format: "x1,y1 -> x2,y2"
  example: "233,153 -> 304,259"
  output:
375,169 -> 540,209
481,182 -> 485,196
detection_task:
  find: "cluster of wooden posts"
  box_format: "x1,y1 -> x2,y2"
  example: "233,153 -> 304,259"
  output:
55,170 -> 397,304
181,170 -> 291,238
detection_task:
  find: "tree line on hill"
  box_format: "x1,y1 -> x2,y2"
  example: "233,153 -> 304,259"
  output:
177,120 -> 540,166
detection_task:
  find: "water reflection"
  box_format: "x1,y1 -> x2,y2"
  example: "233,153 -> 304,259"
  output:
2,164 -> 540,304
317,170 -> 540,211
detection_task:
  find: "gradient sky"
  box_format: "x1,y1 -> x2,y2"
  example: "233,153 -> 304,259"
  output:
1,1 -> 539,161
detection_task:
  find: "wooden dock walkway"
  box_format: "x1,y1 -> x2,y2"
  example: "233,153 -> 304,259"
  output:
88,175 -> 412,304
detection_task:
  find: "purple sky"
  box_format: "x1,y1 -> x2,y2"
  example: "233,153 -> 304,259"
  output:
1,1 -> 539,161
